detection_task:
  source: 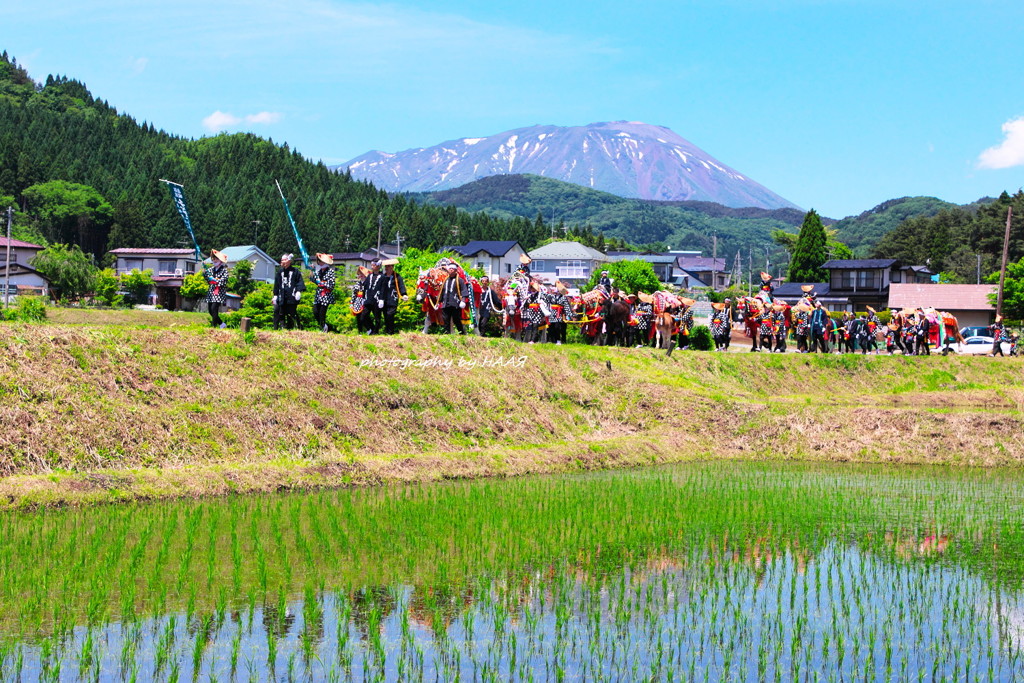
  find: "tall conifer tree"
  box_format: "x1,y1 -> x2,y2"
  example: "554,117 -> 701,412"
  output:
788,209 -> 829,282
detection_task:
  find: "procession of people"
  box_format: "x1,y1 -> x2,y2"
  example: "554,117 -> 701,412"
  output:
200,252 -> 1018,356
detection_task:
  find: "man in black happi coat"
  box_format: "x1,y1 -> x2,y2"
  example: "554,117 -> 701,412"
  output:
273,253 -> 306,330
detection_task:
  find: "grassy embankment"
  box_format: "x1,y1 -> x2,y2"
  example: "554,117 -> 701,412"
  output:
1,314 -> 1022,508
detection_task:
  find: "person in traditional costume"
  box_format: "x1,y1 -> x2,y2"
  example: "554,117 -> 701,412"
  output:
798,284 -> 816,308
792,304 -> 811,353
358,260 -> 384,334
756,302 -> 774,351
309,253 -> 336,332
273,253 -> 306,330
756,271 -> 774,304
884,322 -> 898,355
515,254 -> 532,278
521,281 -> 546,343
377,259 -> 406,335
902,312 -> 918,355
915,308 -> 931,355
771,302 -> 789,353
547,283 -> 571,345
809,301 -> 830,353
633,292 -> 655,347
678,300 -> 695,349
350,266 -> 371,334
599,270 -> 613,292
203,249 -> 229,328
1009,331 -> 1019,357
440,263 -> 468,335
710,302 -> 731,351
863,307 -> 880,354
989,315 -> 1006,356
477,276 -> 501,336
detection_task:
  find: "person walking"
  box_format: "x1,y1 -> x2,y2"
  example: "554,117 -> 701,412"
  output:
273,253 -> 305,330
203,249 -> 229,328
378,259 -> 406,335
440,264 -> 468,335
309,253 -> 336,332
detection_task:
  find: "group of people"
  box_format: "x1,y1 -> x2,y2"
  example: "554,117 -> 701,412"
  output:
202,254 -> 1018,357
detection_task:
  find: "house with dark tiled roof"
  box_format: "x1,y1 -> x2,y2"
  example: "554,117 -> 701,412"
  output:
330,243 -> 402,273
444,241 -> 527,278
820,259 -> 934,312
526,241 -> 611,284
607,252 -> 678,283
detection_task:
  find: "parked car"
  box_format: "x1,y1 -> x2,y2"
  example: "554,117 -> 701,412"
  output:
959,326 -> 990,339
943,335 -> 1011,355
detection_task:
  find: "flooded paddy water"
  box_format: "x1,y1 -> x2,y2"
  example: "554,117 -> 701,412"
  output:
3,461 -> 1024,681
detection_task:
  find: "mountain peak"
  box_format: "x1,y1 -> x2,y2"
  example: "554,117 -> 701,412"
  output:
340,122 -> 798,210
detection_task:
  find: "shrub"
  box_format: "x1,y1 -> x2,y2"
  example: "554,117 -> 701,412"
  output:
689,325 -> 714,351
4,296 -> 47,322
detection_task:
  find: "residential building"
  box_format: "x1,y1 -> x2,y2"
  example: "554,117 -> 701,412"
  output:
108,247 -> 200,310
888,283 -> 997,328
526,241 -> 611,284
820,259 -> 934,312
330,243 -> 401,274
0,263 -> 49,300
219,245 -> 278,283
0,236 -> 45,268
670,255 -> 730,291
443,241 -> 528,278
770,283 -> 850,312
606,252 -> 678,283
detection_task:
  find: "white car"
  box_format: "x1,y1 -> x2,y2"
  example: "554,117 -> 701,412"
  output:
943,336 -> 1012,355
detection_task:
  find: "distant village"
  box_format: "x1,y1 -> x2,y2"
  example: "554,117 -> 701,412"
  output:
0,236 -> 1000,330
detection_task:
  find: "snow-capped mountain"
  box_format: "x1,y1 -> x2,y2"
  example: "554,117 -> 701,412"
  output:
340,121 -> 799,210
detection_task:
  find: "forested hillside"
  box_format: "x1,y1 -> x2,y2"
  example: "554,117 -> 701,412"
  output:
830,196 -> 993,257
415,174 -> 806,260
869,191 -> 1024,283
0,53 -> 547,259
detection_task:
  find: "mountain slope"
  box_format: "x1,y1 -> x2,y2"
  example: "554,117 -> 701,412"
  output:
830,196 -> 974,257
343,121 -> 800,210
411,174 -> 806,260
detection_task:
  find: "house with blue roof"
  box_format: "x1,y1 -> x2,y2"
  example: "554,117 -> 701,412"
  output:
219,245 -> 278,283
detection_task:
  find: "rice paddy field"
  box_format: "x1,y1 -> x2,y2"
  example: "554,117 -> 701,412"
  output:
3,461 -> 1024,681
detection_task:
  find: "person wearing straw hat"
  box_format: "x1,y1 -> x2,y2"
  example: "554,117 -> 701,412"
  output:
273,253 -> 306,330
677,298 -> 695,349
203,249 -> 230,328
521,280 -> 545,343
989,315 -> 1006,356
709,302 -> 730,351
770,302 -> 789,353
549,281 -> 573,345
792,303 -> 811,352
599,270 -> 613,293
515,254 -> 532,277
309,253 -> 336,332
798,284 -> 816,308
633,292 -> 655,347
360,260 -> 384,334
378,259 -> 406,335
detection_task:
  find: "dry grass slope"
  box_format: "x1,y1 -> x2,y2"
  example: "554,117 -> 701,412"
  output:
1,322 -> 1022,508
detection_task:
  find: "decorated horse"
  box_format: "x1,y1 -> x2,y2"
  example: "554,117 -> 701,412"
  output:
499,272 -> 531,340
414,257 -> 480,333
572,286 -> 610,344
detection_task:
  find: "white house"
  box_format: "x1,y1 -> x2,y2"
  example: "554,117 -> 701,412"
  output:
219,245 -> 278,283
444,241 -> 528,278
526,242 -> 611,285
108,247 -> 200,310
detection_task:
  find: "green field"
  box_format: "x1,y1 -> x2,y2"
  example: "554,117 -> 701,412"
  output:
0,313 -> 1022,508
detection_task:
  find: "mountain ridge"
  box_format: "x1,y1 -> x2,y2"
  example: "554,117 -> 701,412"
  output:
342,121 -> 800,211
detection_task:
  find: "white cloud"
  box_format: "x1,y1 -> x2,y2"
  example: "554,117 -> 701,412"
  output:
978,117 -> 1024,170
129,56 -> 148,76
202,110 -> 283,131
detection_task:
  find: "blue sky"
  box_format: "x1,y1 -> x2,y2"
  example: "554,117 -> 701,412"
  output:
6,0 -> 1024,218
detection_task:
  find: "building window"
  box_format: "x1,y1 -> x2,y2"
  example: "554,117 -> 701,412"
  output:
857,271 -> 876,289
158,260 -> 178,275
124,258 -> 144,272
532,260 -> 546,272
506,263 -> 512,274
476,262 -> 486,272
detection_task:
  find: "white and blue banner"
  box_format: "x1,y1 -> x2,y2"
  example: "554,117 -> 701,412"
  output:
161,180 -> 202,261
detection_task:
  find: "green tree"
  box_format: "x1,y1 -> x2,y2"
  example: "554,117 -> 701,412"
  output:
30,243 -> 97,301
93,268 -> 122,306
987,258 -> 1024,319
788,210 -> 829,283
584,260 -> 660,294
120,269 -> 155,306
180,271 -> 208,299
227,259 -> 256,297
21,180 -> 113,256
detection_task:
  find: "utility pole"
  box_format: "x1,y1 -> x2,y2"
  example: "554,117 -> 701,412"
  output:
748,246 -> 752,296
344,235 -> 352,252
4,207 -> 12,308
451,225 -> 460,242
251,220 -> 261,246
394,231 -> 404,258
997,206 -> 1013,317
710,233 -> 717,291
976,254 -> 981,285
376,212 -> 384,253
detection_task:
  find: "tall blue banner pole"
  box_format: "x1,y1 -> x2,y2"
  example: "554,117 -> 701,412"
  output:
159,179 -> 202,262
275,180 -> 311,269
